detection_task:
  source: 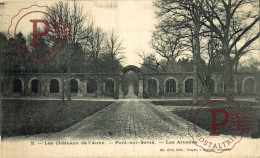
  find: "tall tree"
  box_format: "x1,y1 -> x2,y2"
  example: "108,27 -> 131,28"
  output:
197,0 -> 259,99
137,50 -> 163,73
45,1 -> 89,103
104,30 -> 125,72
84,27 -> 106,73
154,0 -> 203,103
105,30 -> 125,62
238,56 -> 260,73
0,32 -> 15,73
8,32 -> 28,73
150,30 -> 186,72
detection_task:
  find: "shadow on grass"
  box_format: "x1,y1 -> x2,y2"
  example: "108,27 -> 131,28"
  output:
151,100 -> 194,106
1,100 -> 113,137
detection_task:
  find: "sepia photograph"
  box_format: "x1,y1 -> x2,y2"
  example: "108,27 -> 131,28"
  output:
0,0 -> 259,157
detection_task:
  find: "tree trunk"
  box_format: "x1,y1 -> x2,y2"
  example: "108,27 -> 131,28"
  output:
67,65 -> 71,101
61,72 -> 65,105
192,22 -> 200,104
222,42 -> 234,100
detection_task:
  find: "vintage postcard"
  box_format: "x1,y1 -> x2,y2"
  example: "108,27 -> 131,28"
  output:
0,0 -> 259,157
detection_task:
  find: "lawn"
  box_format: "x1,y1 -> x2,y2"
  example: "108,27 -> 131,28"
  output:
1,100 -> 113,137
170,101 -> 259,137
152,100 -> 194,106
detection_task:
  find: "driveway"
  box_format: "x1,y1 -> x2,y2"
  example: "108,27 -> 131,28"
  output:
8,100 -> 207,140
39,100 -> 206,140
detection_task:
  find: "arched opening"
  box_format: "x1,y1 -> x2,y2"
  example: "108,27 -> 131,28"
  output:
185,78 -> 193,93
70,79 -> 78,93
104,79 -> 115,94
50,79 -> 59,93
208,78 -> 215,92
223,79 -> 237,93
165,78 -> 177,93
121,65 -> 142,99
243,78 -> 255,93
148,79 -> 158,94
87,79 -> 97,93
13,79 -> 22,93
122,71 -> 139,97
31,79 -> 39,93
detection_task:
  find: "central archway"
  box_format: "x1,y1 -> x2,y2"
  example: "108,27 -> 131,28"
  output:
119,65 -> 143,99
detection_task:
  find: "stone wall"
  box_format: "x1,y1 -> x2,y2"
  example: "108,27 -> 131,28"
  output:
0,72 -> 257,98
143,72 -> 256,98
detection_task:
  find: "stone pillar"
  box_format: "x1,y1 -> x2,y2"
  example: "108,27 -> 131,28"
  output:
22,79 -> 30,96
6,78 -> 12,96
40,80 -> 45,96
96,80 -> 103,97
42,80 -> 48,96
83,80 -> 87,97
118,76 -> 124,99
157,79 -> 160,94
218,80 -> 224,93
180,79 -> 185,96
138,80 -> 143,98
119,82 -> 124,99
78,79 -> 84,97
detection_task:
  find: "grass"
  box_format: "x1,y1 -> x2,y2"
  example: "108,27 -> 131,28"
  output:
151,100 -> 194,106
170,101 -> 259,137
1,100 -> 113,137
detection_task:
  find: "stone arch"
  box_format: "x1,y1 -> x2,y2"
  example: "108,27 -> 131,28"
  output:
147,78 -> 159,94
183,77 -> 193,93
121,65 -> 142,77
223,79 -> 238,93
120,65 -> 143,98
29,78 -> 40,93
87,79 -> 97,93
242,77 -> 255,93
164,77 -> 178,93
49,78 -> 60,93
13,78 -> 24,93
104,78 -> 116,94
70,79 -> 79,93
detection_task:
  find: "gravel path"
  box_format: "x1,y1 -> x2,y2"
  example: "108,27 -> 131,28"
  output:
11,100 -> 207,140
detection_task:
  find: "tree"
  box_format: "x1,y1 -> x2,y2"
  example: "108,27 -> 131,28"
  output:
105,30 -> 125,62
137,50 -> 163,73
150,29 -> 186,72
0,32 -> 14,73
26,30 -> 50,73
45,1 -> 89,103
103,30 -> 125,72
46,1 -> 89,44
197,0 -> 259,99
238,57 -> 260,73
151,0 -> 259,100
7,32 -> 28,73
84,27 -> 106,73
153,0 -> 203,103
197,33 -> 224,94
177,58 -> 193,72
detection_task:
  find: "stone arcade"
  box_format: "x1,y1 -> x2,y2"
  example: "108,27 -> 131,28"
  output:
0,65 -> 257,98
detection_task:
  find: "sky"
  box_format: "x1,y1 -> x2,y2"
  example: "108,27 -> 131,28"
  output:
91,1 -> 157,66
0,0 -> 259,67
0,0 -> 156,67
